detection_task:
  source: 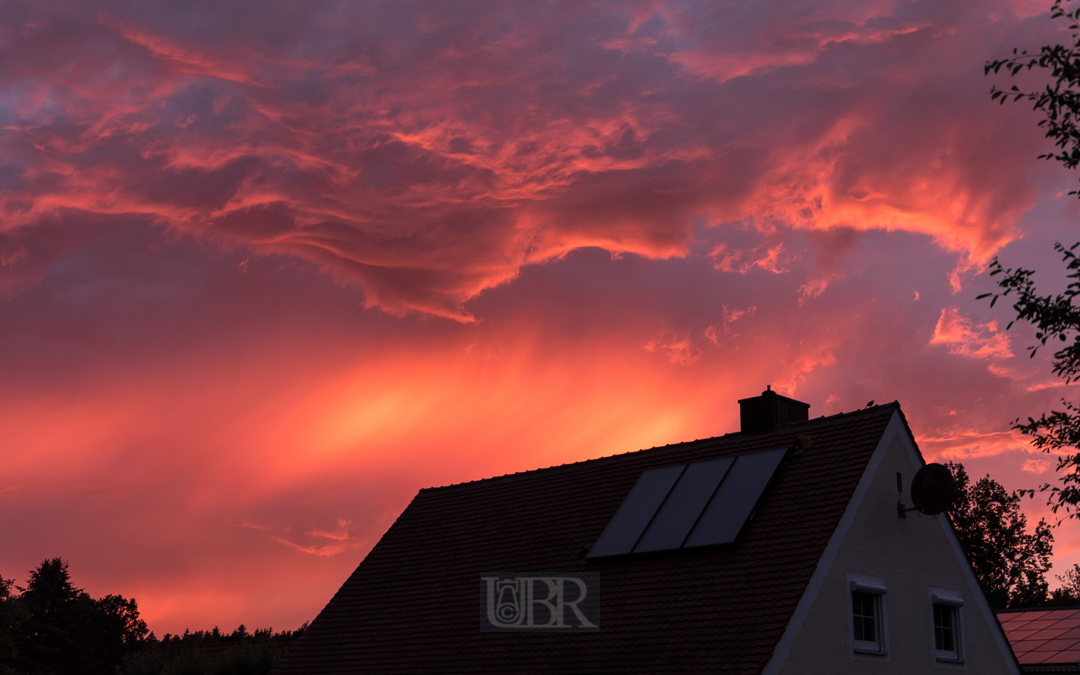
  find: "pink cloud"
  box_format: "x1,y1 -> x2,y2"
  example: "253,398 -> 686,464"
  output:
645,330 -> 702,366
241,518 -> 362,558
709,241 -> 791,274
1023,458 -> 1050,474
931,306 -> 1013,359
0,0 -> 1059,320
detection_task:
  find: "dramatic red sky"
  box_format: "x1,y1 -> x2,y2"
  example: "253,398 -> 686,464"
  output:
4,0 -> 1080,635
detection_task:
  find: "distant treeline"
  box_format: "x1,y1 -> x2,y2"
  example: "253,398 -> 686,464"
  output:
1,558 -> 306,675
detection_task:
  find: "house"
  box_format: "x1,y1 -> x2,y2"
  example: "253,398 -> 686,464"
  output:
998,607 -> 1080,672
274,390 -> 1020,674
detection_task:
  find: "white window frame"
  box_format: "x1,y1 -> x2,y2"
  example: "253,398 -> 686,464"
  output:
929,587 -> 965,665
847,574 -> 888,658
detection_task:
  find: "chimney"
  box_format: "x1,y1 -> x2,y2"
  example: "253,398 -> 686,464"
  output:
738,385 -> 810,433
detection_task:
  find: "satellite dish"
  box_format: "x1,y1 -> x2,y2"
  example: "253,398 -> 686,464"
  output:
910,463 -> 955,515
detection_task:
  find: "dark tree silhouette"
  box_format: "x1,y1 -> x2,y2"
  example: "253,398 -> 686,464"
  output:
947,462 -> 1054,608
12,558 -> 148,675
1,559 -> 302,675
16,558 -> 88,674
92,594 -> 150,670
1048,563 -> 1080,603
0,576 -> 27,675
982,0 -> 1080,516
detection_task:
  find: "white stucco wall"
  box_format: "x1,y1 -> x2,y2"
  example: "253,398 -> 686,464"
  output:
765,412 -> 1018,675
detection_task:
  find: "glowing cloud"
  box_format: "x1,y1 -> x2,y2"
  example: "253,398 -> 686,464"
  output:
0,0 -> 1057,321
931,307 -> 1013,360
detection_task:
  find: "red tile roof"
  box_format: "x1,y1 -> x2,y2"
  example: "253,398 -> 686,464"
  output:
1000,609 -> 1080,669
275,404 -> 901,674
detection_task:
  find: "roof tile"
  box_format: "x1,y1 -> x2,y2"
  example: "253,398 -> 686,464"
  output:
1036,639 -> 1080,652
1014,639 -> 1052,653
1050,649 -> 1080,663
1019,652 -> 1053,665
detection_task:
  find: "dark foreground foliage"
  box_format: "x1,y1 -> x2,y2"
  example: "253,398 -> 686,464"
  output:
947,462 -> 1054,609
0,558 -> 147,675
0,559 -> 304,675
1047,562 -> 1080,605
983,0 -> 1080,517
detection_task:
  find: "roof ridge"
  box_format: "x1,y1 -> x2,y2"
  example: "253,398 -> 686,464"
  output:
420,402 -> 901,491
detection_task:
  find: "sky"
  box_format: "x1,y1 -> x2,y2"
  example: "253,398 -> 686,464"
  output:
4,0 -> 1080,635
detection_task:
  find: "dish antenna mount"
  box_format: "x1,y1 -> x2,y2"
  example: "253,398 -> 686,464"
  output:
897,463 -> 955,518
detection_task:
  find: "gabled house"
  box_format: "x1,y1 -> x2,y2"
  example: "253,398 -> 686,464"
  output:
274,391 -> 1020,674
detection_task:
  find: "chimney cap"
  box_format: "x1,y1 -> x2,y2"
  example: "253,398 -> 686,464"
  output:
737,386 -> 805,406
738,386 -> 810,433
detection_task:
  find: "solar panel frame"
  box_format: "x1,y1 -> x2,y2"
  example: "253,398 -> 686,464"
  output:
683,447 -> 787,548
586,464 -> 686,558
632,457 -> 735,553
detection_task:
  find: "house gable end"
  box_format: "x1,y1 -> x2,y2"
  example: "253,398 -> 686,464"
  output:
767,412 -> 1019,674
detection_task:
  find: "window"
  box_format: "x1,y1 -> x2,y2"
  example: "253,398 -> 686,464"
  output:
852,592 -> 880,644
848,574 -> 887,656
930,588 -> 964,663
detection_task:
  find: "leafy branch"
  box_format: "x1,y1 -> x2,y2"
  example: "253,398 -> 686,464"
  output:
988,0 -> 1080,191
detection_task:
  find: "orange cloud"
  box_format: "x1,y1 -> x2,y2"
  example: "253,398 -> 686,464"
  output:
930,306 -> 1013,360
241,519 -> 363,558
1023,459 -> 1050,474
709,242 -> 790,274
645,330 -> 702,366
0,0 -> 1053,321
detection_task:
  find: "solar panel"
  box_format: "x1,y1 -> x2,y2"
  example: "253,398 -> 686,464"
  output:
586,464 -> 685,558
683,447 -> 787,548
587,447 -> 787,558
633,457 -> 734,553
